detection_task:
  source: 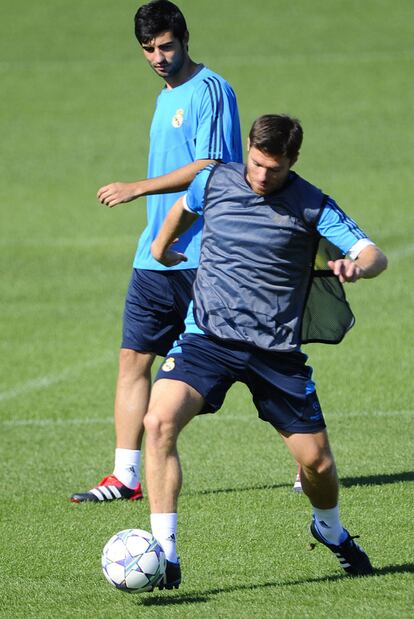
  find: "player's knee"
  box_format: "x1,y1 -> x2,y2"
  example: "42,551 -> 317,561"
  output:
143,409 -> 161,438
144,408 -> 177,446
303,452 -> 335,476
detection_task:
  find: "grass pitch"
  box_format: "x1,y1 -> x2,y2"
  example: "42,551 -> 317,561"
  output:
1,1 -> 413,617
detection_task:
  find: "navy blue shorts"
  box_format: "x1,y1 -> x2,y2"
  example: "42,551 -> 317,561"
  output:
121,269 -> 196,356
156,333 -> 326,434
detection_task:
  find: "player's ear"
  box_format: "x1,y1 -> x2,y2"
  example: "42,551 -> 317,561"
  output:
246,137 -> 251,152
290,152 -> 299,167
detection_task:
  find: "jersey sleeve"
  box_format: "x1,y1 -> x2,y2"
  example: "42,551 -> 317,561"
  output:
183,165 -> 215,215
193,77 -> 241,162
317,197 -> 374,256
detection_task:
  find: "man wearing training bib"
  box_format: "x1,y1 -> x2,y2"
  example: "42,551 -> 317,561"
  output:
145,114 -> 387,586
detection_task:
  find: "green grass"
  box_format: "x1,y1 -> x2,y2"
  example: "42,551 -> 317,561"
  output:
1,0 -> 413,617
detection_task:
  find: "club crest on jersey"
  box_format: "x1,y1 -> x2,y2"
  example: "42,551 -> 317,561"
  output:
162,357 -> 175,372
172,108 -> 184,128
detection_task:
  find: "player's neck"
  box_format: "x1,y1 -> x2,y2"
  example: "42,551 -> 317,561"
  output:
164,59 -> 201,89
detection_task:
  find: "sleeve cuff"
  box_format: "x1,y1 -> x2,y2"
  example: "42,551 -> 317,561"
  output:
182,193 -> 192,212
348,238 -> 375,260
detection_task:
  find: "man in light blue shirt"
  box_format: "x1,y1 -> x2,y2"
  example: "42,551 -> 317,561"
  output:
71,1 -> 242,509
134,63 -> 242,270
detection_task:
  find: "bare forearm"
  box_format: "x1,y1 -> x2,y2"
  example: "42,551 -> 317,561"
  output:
328,245 -> 388,283
98,159 -> 216,207
151,197 -> 198,263
139,159 -> 216,196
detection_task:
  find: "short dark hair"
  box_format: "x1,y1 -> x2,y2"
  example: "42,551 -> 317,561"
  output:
134,0 -> 188,44
249,114 -> 303,161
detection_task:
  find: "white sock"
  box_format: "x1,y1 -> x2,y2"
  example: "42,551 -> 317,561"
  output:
150,513 -> 178,563
313,506 -> 346,545
113,448 -> 140,489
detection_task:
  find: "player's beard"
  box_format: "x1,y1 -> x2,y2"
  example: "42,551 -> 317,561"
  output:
150,48 -> 186,80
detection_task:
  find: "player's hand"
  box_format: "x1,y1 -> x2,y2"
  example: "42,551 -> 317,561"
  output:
159,249 -> 188,267
97,182 -> 142,207
328,259 -> 364,283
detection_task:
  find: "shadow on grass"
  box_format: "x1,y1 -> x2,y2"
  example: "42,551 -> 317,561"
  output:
139,563 -> 414,607
341,471 -> 414,487
184,471 -> 414,498
186,481 -> 291,497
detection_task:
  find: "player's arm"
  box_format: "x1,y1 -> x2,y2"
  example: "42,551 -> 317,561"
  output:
97,159 -> 216,208
151,196 -> 199,267
318,197 -> 388,283
328,244 -> 388,283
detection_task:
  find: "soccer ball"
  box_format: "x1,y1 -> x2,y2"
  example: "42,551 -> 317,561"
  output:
101,528 -> 166,593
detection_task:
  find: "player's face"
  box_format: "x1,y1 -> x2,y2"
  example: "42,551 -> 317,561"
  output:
246,146 -> 294,195
140,31 -> 188,82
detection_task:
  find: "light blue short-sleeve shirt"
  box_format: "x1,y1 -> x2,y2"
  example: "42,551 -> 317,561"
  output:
133,66 -> 242,270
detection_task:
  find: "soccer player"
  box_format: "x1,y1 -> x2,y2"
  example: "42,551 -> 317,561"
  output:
70,0 -> 242,503
144,114 -> 387,588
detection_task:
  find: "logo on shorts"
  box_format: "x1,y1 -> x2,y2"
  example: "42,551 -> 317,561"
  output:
162,357 -> 175,372
172,108 -> 184,128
